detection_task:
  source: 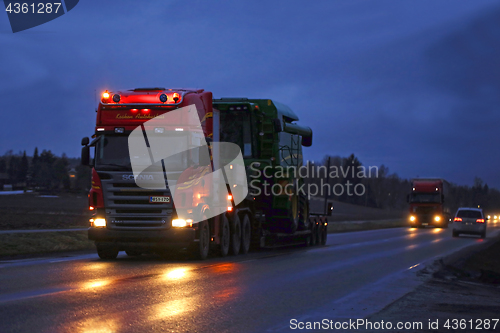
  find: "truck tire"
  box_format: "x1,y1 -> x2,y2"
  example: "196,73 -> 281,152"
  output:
304,233 -> 312,247
310,218 -> 317,246
240,214 -> 251,254
320,220 -> 328,245
191,220 -> 210,260
316,223 -> 322,245
286,194 -> 300,234
219,214 -> 230,257
230,214 -> 241,255
298,197 -> 310,230
96,243 -> 119,260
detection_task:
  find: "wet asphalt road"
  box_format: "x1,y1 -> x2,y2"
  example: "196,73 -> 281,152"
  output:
1,223 -> 499,333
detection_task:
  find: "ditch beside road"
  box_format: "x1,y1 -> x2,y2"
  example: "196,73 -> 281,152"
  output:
363,234 -> 500,333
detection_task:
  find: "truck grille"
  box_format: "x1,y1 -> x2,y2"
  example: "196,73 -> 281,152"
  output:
415,206 -> 437,214
100,174 -> 173,230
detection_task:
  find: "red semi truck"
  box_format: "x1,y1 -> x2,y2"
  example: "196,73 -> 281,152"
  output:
407,178 -> 451,228
81,88 -> 329,260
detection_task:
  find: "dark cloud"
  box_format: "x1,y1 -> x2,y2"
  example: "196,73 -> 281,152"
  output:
1,0 -> 499,188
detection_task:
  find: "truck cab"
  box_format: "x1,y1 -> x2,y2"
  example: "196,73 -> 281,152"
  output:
408,178 -> 450,228
82,88 -> 215,259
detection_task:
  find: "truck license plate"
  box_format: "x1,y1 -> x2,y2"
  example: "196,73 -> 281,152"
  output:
149,196 -> 171,203
422,223 -> 428,226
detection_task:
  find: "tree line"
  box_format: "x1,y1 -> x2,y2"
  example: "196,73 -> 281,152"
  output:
0,149 -> 90,192
305,154 -> 500,213
2,149 -> 497,212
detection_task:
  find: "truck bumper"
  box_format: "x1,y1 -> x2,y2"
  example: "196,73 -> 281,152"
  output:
88,227 -> 196,249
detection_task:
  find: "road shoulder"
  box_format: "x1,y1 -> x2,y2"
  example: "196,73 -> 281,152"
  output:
364,236 -> 500,332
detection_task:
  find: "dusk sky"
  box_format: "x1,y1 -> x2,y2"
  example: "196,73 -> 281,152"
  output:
1,1 -> 499,188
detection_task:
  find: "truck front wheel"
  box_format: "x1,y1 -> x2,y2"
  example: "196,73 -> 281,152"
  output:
96,243 -> 119,260
191,220 -> 210,260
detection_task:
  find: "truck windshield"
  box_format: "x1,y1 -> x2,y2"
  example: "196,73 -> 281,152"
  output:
220,110 -> 254,158
410,193 -> 441,203
95,133 -> 192,172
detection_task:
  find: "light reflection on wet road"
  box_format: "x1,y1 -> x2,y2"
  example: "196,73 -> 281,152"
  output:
1,225 -> 499,333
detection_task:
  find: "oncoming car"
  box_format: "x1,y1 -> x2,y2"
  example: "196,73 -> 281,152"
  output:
452,207 -> 487,238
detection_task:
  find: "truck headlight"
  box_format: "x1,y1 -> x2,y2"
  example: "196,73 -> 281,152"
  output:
172,219 -> 193,228
410,216 -> 416,222
90,218 -> 106,227
434,216 -> 441,222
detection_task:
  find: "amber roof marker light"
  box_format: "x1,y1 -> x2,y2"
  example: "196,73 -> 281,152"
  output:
101,90 -> 110,103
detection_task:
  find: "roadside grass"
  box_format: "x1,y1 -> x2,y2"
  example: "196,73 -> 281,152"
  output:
0,192 -> 408,257
462,239 -> 500,276
0,192 -> 89,230
327,219 -> 405,233
0,231 -> 94,257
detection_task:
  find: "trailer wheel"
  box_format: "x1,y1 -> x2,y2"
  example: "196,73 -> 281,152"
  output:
320,220 -> 328,245
298,197 -> 310,230
315,222 -> 322,246
96,243 -> 119,260
219,214 -> 230,257
191,220 -> 210,260
240,214 -> 251,254
304,233 -> 312,247
230,214 -> 241,255
286,195 -> 300,233
310,218 -> 317,246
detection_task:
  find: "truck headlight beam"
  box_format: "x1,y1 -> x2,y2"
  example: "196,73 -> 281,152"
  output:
90,218 -> 106,227
172,219 -> 193,228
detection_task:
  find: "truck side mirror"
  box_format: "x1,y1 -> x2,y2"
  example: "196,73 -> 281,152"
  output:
81,146 -> 90,166
81,137 -> 89,146
273,118 -> 282,133
301,134 -> 312,147
327,203 -> 334,216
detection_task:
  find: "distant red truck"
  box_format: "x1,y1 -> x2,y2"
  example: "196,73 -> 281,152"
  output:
407,178 -> 451,228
